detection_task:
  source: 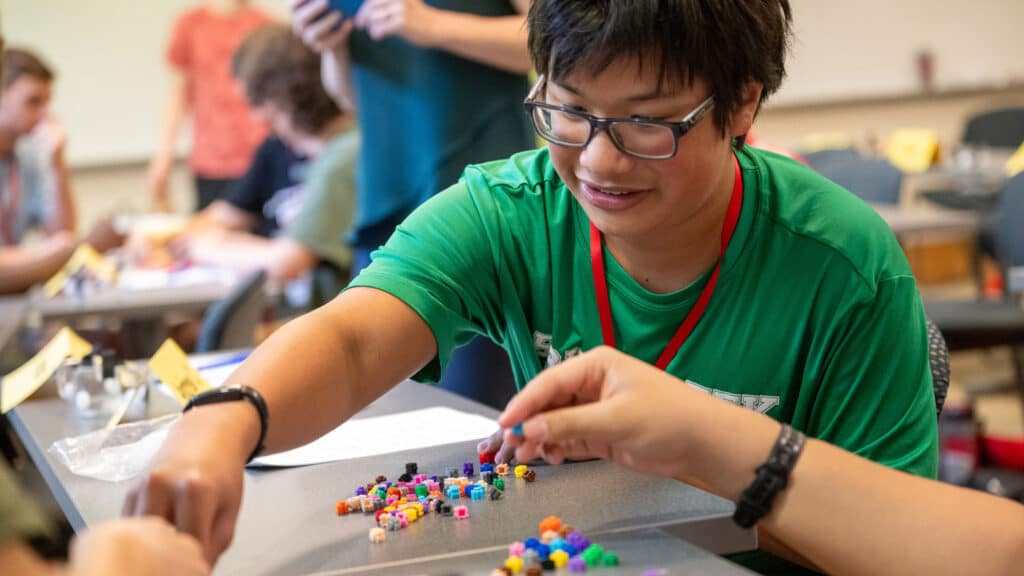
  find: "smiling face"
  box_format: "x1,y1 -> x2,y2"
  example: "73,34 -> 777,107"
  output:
543,57 -> 759,244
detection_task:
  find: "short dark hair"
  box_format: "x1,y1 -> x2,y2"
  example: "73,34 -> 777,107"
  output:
527,0 -> 792,141
232,24 -> 341,135
2,48 -> 55,89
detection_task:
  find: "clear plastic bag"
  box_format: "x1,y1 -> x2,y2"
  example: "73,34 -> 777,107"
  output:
48,414 -> 179,482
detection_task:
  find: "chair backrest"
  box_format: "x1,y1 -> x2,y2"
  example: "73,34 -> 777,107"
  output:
962,107 -> 1024,149
997,172 -> 1024,272
927,318 -> 951,418
195,270 -> 267,353
808,152 -> 904,205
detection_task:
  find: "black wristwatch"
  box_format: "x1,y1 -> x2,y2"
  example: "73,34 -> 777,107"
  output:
183,385 -> 269,463
733,424 -> 806,529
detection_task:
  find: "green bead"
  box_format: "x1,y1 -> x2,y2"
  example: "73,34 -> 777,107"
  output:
494,477 -> 505,491
601,552 -> 619,566
581,544 -> 604,566
415,484 -> 429,497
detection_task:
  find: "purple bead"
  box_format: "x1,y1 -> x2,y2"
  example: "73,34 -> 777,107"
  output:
568,557 -> 587,572
462,462 -> 475,476
355,486 -> 368,496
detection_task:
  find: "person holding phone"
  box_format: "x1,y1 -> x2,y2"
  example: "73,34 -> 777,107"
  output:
290,0 -> 535,408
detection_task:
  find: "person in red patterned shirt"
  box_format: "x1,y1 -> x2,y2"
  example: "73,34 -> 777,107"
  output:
147,0 -> 271,213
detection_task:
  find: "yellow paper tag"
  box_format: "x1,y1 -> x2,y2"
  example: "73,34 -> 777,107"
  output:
885,129 -> 941,173
1,327 -> 92,413
43,244 -> 119,298
148,339 -> 213,405
1006,142 -> 1024,178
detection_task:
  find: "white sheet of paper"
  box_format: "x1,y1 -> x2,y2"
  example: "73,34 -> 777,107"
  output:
250,406 -> 498,468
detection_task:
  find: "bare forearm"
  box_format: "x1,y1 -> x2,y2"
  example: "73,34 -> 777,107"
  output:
0,243 -> 74,294
224,288 -> 436,453
156,81 -> 188,160
323,48 -> 356,113
46,156 -> 77,235
428,12 -> 530,73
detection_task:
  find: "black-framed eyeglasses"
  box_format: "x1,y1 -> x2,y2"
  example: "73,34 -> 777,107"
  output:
523,74 -> 715,160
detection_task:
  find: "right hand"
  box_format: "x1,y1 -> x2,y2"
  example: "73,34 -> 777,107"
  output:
147,155 -> 173,213
498,347 -> 722,480
69,516 -> 210,576
123,405 -> 258,564
291,0 -> 356,53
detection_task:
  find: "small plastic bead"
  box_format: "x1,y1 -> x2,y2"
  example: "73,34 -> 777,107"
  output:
453,505 -> 470,519
504,556 -> 524,574
568,556 -> 587,572
334,500 -> 350,515
539,515 -> 562,534
368,527 -> 386,543
523,469 -> 537,482
549,550 -> 569,568
509,541 -> 525,557
514,465 -> 528,478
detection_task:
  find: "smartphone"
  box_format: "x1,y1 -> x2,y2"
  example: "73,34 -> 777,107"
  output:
298,0 -> 364,21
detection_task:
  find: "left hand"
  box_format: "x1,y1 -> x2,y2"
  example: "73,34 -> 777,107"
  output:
354,0 -> 439,46
31,115 -> 68,163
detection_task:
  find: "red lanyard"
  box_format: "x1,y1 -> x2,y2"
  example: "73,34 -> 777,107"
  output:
1,158 -> 20,245
590,154 -> 743,370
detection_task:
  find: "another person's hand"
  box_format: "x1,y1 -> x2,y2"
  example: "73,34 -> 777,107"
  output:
30,115 -> 68,164
68,516 -> 210,576
291,0 -> 356,53
354,0 -> 439,46
499,347 -> 721,480
147,155 -> 174,213
83,218 -> 125,254
123,404 -> 258,564
476,426 -> 517,465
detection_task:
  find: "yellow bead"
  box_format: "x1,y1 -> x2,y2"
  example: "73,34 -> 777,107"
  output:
514,465 -> 528,478
549,550 -> 569,568
504,556 -> 524,574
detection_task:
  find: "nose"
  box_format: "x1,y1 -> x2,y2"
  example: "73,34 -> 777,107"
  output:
578,128 -> 634,176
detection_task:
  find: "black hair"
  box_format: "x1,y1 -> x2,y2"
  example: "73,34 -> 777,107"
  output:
528,0 -> 792,141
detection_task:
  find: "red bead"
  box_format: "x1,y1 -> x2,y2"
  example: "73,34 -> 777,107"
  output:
479,451 -> 496,465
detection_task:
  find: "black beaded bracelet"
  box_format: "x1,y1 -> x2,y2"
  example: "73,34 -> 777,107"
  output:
733,424 -> 806,529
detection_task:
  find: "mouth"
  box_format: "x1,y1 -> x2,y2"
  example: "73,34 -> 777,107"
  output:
577,179 -> 651,211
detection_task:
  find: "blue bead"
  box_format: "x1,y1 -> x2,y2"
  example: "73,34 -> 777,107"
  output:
524,537 -> 541,550
550,537 -> 568,551
537,543 -> 551,560
512,423 -> 525,436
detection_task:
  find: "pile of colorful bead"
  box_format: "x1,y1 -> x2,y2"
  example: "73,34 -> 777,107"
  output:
494,517 -> 619,574
333,458 -> 538,543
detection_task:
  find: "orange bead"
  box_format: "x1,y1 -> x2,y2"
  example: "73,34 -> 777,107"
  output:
335,500 -> 350,515
539,515 -> 562,534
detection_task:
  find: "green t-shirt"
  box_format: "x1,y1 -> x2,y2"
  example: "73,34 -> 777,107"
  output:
284,128 -> 360,272
350,146 -> 938,572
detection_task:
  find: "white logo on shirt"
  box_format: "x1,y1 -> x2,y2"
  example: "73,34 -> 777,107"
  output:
533,330 -> 781,415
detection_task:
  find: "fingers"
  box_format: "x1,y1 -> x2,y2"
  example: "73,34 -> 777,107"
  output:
355,0 -> 403,40
173,478 -> 216,562
498,348 -> 613,430
509,401 -> 621,464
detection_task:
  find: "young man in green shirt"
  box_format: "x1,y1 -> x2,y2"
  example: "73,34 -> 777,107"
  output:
127,1 -> 937,572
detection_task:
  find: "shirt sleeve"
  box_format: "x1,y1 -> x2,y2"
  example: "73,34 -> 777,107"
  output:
223,139 -> 273,214
283,134 -> 359,271
166,12 -> 192,70
806,274 -> 939,478
346,180 -> 504,382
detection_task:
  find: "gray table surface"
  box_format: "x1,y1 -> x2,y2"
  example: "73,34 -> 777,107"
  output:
10,380 -> 756,576
30,282 -> 234,322
319,528 -> 755,576
871,204 -> 979,235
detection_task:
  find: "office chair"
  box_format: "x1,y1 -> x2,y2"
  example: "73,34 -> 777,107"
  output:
195,270 -> 267,353
805,150 -> 903,205
962,107 -> 1024,150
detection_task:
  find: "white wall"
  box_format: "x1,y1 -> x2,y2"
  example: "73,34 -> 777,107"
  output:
0,0 -> 288,167
777,0 -> 1024,105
